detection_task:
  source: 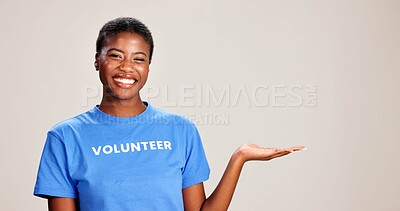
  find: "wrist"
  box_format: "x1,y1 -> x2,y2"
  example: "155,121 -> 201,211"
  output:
232,148 -> 247,165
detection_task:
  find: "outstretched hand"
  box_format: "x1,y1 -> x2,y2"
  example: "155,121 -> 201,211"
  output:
235,144 -> 305,163
195,144 -> 306,211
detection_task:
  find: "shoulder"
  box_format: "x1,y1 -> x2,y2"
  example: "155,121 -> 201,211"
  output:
48,109 -> 94,139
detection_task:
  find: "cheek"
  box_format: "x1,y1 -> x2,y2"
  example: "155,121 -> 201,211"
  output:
136,65 -> 149,75
136,65 -> 149,76
100,62 -> 115,76
99,71 -> 108,85
99,64 -> 115,84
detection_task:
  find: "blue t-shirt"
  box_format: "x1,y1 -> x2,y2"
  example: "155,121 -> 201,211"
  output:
34,102 -> 210,210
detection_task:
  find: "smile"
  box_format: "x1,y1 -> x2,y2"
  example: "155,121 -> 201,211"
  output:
113,77 -> 136,85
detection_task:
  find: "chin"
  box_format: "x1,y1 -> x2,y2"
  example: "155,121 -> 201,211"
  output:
104,89 -> 136,100
112,94 -> 138,101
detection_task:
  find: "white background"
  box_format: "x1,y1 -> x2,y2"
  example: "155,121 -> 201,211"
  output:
0,0 -> 399,210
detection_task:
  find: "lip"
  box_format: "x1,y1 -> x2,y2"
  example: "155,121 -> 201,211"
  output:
112,74 -> 137,89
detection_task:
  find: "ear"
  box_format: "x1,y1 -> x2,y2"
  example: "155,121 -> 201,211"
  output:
94,53 -> 99,71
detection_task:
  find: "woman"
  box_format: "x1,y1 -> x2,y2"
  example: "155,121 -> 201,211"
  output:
34,17 -> 305,211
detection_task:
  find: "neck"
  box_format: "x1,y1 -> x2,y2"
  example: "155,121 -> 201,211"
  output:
98,95 -> 147,117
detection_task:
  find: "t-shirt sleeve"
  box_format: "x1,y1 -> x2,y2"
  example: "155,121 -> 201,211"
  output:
181,123 -> 210,189
33,131 -> 77,198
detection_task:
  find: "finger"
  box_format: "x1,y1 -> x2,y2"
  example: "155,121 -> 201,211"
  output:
277,150 -> 291,156
262,148 -> 279,154
268,151 -> 291,160
283,146 -> 306,152
269,149 -> 291,157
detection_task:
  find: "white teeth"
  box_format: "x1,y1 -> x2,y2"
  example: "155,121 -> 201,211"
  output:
114,78 -> 136,85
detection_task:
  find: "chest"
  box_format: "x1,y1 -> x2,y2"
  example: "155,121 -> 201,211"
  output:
65,126 -> 186,197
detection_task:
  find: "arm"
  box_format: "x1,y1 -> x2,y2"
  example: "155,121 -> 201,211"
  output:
182,144 -> 305,211
48,197 -> 78,211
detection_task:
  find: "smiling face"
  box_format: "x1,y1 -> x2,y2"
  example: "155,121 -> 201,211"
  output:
95,32 -> 150,102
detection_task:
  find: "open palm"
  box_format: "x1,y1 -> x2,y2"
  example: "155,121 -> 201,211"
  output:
236,144 -> 305,162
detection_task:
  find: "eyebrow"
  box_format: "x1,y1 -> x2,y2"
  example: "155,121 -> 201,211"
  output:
107,48 -> 148,57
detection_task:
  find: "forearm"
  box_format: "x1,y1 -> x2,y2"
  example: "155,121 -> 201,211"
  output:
201,151 -> 245,211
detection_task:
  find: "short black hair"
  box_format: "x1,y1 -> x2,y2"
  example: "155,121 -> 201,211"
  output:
96,17 -> 154,62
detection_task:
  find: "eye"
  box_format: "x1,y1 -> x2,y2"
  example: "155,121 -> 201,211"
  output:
134,58 -> 146,62
109,54 -> 123,59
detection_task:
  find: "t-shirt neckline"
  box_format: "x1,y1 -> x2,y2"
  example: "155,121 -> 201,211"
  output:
90,101 -> 153,123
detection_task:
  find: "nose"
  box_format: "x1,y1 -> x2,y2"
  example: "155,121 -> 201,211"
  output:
119,60 -> 134,72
